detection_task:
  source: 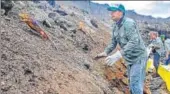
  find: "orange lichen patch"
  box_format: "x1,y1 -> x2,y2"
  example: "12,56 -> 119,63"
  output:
78,21 -> 87,34
124,87 -> 130,94
122,78 -> 128,85
104,67 -> 116,80
19,13 -> 31,21
19,13 -> 29,18
110,78 -> 130,94
104,57 -> 151,94
78,21 -> 84,30
144,84 -> 152,94
104,58 -> 126,81
39,30 -> 49,40
18,13 -> 48,40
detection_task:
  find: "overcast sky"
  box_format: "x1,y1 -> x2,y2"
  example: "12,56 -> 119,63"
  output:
92,1 -> 170,18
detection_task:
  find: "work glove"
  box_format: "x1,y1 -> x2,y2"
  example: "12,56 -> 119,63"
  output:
105,50 -> 122,66
95,52 -> 107,59
148,44 -> 157,53
148,44 -> 154,48
146,47 -> 152,57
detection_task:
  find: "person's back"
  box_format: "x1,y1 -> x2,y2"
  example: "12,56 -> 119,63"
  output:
150,37 -> 164,56
148,32 -> 164,75
164,38 -> 170,65
165,38 -> 170,52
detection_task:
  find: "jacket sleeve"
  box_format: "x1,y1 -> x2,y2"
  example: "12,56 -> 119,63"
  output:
149,38 -> 162,49
104,30 -> 117,55
153,38 -> 162,49
120,21 -> 139,56
165,41 -> 169,51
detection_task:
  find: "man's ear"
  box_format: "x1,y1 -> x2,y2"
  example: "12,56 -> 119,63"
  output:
119,11 -> 123,16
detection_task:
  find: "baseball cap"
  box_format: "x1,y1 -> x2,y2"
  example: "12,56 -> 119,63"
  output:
107,4 -> 125,13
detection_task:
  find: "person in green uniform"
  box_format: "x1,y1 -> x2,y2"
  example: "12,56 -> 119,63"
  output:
95,4 -> 147,94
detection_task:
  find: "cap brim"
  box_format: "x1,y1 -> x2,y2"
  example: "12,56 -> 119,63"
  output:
107,7 -> 118,11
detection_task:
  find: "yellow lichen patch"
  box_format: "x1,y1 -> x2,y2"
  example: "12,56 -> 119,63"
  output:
19,13 -> 30,19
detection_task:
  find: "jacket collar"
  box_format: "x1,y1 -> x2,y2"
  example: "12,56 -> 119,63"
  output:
116,15 -> 125,29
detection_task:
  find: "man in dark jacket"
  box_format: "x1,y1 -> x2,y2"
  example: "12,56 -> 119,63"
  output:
96,4 -> 147,94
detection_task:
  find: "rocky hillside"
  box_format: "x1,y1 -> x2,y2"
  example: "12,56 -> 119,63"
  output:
1,1 -> 170,94
58,1 -> 170,38
57,1 -> 170,21
1,1 -> 116,94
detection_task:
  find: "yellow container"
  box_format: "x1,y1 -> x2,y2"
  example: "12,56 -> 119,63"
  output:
146,58 -> 154,72
146,58 -> 170,91
158,65 -> 170,91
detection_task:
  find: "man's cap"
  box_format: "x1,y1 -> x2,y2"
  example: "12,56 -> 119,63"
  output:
160,34 -> 165,40
107,4 -> 125,13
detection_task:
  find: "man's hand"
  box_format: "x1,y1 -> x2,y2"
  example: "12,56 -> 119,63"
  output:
105,50 -> 122,66
94,52 -> 107,60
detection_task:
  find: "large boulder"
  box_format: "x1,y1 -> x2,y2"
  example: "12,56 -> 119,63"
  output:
1,0 -> 14,15
1,9 -> 5,16
90,19 -> 98,28
53,10 -> 68,16
48,12 -> 56,19
55,18 -> 76,32
150,77 -> 163,93
13,1 -> 26,10
43,19 -> 52,28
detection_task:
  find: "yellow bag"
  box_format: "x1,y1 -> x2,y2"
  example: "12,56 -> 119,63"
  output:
158,65 -> 170,91
146,58 -> 154,72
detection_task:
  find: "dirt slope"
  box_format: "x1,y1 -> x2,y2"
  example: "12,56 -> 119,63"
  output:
1,1 -> 170,94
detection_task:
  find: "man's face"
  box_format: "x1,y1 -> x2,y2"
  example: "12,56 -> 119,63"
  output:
110,11 -> 123,21
149,33 -> 157,40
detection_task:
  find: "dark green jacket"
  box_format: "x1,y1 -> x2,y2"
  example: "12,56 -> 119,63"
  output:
104,17 -> 147,65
